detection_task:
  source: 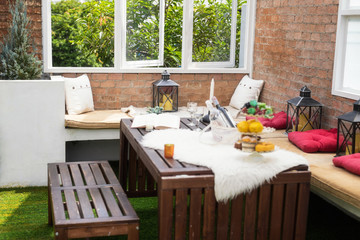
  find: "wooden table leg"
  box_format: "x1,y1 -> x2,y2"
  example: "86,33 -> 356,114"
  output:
119,127 -> 129,187
158,187 -> 174,240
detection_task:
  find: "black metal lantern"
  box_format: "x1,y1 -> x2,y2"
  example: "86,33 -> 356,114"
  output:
336,99 -> 360,156
152,70 -> 179,112
286,86 -> 323,133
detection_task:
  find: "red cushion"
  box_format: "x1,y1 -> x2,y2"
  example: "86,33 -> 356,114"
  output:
246,111 -> 288,129
288,129 -> 339,153
333,153 -> 360,176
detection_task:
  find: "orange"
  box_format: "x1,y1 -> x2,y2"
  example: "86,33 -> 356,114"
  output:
237,121 -> 249,132
249,121 -> 263,133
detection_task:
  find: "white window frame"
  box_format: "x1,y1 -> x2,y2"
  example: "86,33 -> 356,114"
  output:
42,0 -> 256,74
186,0 -> 238,68
120,0 -> 165,68
332,0 -> 360,100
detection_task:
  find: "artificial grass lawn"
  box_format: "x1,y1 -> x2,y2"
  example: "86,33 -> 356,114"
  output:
0,187 -> 157,240
1,187 -> 360,240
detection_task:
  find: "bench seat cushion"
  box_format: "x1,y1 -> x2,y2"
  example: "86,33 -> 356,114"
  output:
288,129 -> 339,153
65,110 -> 131,129
272,137 -> 360,218
333,153 -> 360,176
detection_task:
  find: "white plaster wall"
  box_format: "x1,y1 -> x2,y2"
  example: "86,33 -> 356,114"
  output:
0,80 -> 65,186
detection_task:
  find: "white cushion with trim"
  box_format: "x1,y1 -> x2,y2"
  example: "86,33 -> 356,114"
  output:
229,75 -> 265,110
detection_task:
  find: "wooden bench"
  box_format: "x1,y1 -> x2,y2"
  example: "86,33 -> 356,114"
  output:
48,161 -> 139,240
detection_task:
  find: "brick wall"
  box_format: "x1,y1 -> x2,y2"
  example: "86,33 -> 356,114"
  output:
0,0 -> 42,57
62,73 -> 244,109
253,0 -> 354,129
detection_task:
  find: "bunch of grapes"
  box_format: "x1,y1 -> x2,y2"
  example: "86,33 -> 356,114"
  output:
241,100 -> 273,118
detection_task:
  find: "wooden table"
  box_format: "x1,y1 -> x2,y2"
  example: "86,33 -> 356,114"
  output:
119,118 -> 311,240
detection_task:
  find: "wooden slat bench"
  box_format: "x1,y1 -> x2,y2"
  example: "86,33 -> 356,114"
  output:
48,161 -> 139,240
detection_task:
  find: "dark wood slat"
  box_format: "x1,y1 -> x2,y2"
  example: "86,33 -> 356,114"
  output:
48,164 -> 61,187
282,183 -> 298,240
243,190 -> 258,240
269,184 -> 285,240
189,188 -> 202,240
129,145 -> 138,192
180,118 -> 195,130
59,164 -> 73,187
88,188 -> 109,218
69,164 -> 84,186
100,187 -> 123,217
113,185 -> 138,217
270,171 -> 311,184
80,163 -> 96,186
90,163 -> 106,185
161,152 -> 187,169
294,183 -> 310,240
55,215 -> 139,226
76,189 -> 94,219
146,168 -> 155,191
100,161 -> 119,185
174,189 -> 187,240
158,189 -> 174,240
51,189 -> 66,221
64,189 -> 80,219
67,223 -> 138,239
256,184 -> 271,240
119,124 -> 129,187
138,159 -> 146,192
161,175 -> 214,190
216,201 -> 230,239
202,188 -> 216,240
229,194 -> 244,240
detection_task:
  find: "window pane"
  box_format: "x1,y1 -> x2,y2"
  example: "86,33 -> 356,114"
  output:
163,0 -> 183,68
192,0 -> 234,62
126,0 -> 160,61
348,0 -> 360,9
343,17 -> 360,91
51,0 -> 114,67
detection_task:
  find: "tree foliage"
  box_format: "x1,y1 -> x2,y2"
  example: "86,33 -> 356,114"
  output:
51,0 -> 114,67
0,0 -> 42,80
51,0 -> 246,68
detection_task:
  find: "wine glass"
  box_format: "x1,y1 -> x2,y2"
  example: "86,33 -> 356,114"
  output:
194,107 -> 205,131
187,102 -> 197,126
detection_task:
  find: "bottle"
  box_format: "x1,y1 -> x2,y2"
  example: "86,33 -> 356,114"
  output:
204,100 -> 227,127
212,96 -> 236,128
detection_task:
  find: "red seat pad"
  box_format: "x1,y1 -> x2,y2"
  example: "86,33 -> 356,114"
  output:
246,111 -> 288,129
288,129 -> 339,153
333,153 -> 360,176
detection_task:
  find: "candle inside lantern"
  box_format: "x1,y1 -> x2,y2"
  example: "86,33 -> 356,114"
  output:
293,113 -> 313,132
161,94 -> 173,111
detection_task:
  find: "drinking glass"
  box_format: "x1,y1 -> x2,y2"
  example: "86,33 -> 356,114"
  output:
187,102 -> 197,126
194,107 -> 205,131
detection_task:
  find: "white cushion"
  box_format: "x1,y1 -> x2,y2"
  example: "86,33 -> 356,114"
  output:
62,74 -> 94,115
229,75 -> 265,110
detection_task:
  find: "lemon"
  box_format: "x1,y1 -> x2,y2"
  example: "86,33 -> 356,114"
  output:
247,119 -> 256,124
249,121 -> 263,133
237,121 -> 249,132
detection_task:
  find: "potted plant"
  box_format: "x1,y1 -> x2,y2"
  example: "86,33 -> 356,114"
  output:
0,0 -> 65,187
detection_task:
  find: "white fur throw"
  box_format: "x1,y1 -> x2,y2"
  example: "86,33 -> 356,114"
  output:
141,129 -> 308,202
